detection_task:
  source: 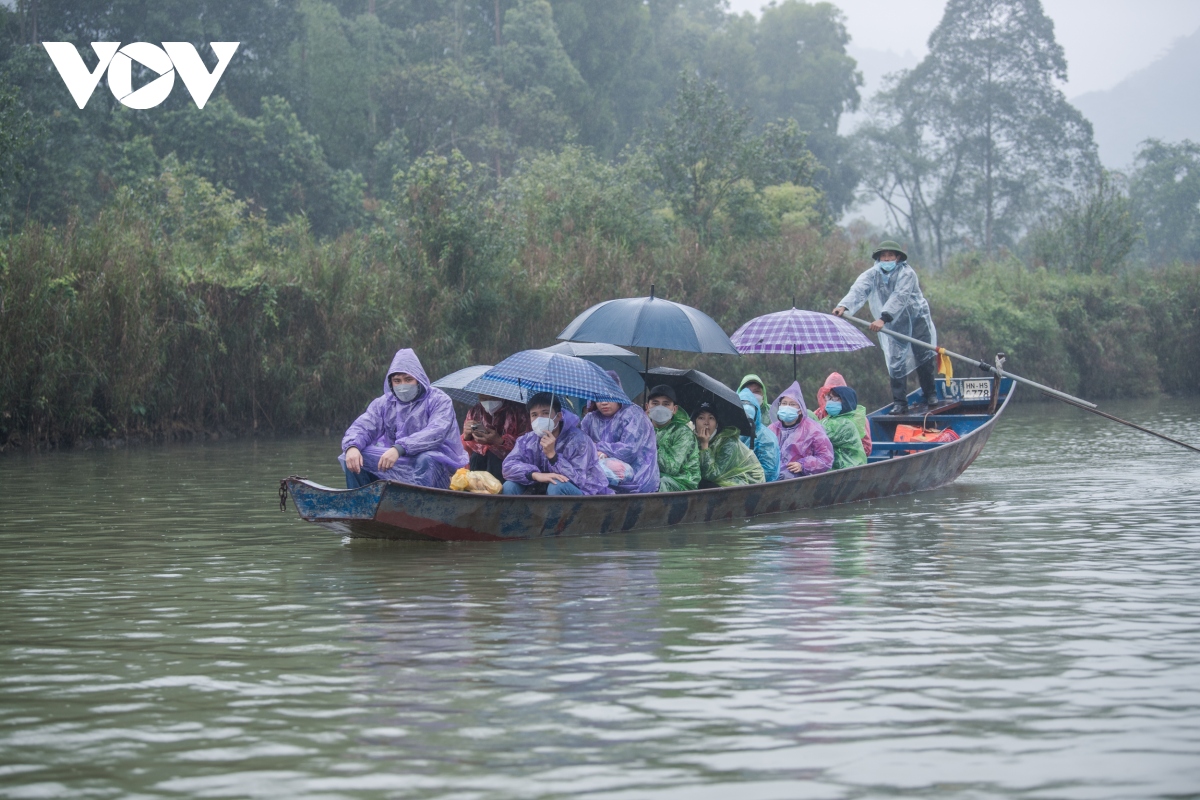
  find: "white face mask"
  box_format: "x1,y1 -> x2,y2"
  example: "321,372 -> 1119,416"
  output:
647,405 -> 674,426
531,416 -> 556,436
481,400 -> 502,414
392,383 -> 420,402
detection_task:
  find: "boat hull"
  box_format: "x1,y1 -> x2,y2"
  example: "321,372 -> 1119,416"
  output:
284,387 -> 1010,542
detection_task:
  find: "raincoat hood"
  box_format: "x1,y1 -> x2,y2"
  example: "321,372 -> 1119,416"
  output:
385,348 -> 431,397
815,372 -> 846,418
738,374 -> 771,418
769,381 -> 809,425
738,388 -> 763,426
830,385 -> 858,413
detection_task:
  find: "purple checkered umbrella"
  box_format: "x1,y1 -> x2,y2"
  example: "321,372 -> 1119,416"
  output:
730,307 -> 874,380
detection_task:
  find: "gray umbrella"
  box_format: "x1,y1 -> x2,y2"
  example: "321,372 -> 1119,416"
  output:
432,365 -> 526,406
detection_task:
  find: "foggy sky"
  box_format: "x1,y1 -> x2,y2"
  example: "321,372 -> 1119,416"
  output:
728,0 -> 1200,96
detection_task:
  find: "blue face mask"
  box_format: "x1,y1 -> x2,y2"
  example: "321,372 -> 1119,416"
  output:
743,403 -> 757,421
876,259 -> 899,274
825,400 -> 843,417
776,406 -> 800,425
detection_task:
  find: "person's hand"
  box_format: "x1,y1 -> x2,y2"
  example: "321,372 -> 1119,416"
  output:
597,451 -> 607,460
345,447 -> 363,474
787,461 -> 803,474
539,432 -> 557,460
694,421 -> 712,450
832,306 -> 846,317
378,446 -> 401,470
869,318 -> 885,333
532,472 -> 568,484
477,427 -> 501,446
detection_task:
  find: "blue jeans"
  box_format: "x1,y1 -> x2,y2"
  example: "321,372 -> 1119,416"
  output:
344,464 -> 379,489
502,480 -> 584,496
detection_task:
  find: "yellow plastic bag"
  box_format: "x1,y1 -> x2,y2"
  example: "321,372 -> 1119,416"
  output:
450,468 -> 502,494
467,471 -> 502,494
449,468 -> 472,492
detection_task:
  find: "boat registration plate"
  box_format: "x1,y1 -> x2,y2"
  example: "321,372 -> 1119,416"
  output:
961,378 -> 991,400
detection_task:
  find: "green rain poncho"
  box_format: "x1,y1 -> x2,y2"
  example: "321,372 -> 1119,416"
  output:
699,428 -> 766,487
655,408 -> 701,492
820,386 -> 868,470
737,374 -> 771,419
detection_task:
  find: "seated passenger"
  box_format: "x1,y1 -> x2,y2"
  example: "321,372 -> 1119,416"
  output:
581,374 -> 660,494
341,348 -> 467,489
738,373 -> 771,420
815,371 -> 872,455
501,393 -> 612,496
769,381 -> 833,480
644,384 -> 700,492
692,402 -> 765,488
820,386 -> 868,470
462,394 -> 530,482
738,388 -> 781,482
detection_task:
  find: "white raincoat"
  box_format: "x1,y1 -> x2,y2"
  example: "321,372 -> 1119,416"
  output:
837,262 -> 937,379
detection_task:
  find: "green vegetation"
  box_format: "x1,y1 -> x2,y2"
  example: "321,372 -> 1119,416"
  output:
0,0 -> 1197,449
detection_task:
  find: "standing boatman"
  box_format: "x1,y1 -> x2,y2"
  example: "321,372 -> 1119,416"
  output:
832,241 -> 941,415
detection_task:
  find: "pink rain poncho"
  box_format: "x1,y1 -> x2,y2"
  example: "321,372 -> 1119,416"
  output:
339,349 -> 468,488
768,381 -> 833,480
502,409 -> 613,496
581,403 -> 660,494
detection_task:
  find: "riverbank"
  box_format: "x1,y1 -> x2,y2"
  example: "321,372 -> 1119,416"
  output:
3,166 -> 1197,451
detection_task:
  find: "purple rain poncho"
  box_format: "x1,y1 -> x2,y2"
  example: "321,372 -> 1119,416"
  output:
768,381 -> 833,480
339,348 -> 467,489
581,404 -> 660,494
502,410 -> 613,496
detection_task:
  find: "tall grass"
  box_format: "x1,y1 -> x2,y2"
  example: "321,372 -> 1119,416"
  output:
3,157 -> 1197,450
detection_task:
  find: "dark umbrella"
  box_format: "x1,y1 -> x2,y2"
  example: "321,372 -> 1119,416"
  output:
540,342 -> 645,401
557,285 -> 739,356
645,367 -> 753,437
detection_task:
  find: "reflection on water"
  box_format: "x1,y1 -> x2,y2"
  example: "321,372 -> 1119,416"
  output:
1,398 -> 1199,798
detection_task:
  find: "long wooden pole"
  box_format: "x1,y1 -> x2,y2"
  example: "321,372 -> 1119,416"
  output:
838,313 -> 1200,455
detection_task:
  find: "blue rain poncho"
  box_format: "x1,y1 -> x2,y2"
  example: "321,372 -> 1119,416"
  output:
837,261 -> 937,379
738,388 -> 781,482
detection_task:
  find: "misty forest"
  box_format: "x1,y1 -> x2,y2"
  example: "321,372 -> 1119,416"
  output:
1,0 -> 1198,449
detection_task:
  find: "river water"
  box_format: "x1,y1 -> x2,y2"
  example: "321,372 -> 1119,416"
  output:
2,398 -> 1199,799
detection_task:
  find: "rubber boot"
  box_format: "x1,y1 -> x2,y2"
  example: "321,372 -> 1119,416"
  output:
889,376 -> 909,415
916,359 -> 940,409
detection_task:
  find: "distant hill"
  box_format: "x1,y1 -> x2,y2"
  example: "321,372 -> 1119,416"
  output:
1073,27 -> 1200,168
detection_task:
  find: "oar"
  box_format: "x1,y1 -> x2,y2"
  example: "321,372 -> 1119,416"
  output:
838,312 -> 1200,455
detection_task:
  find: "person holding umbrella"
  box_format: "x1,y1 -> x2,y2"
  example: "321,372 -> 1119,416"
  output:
501,393 -> 612,496
692,402 -> 765,488
644,384 -> 700,493
832,241 -> 941,415
581,372 -> 660,494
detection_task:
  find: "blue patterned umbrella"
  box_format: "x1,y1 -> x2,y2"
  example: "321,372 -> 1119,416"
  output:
540,342 -> 645,400
473,350 -> 628,404
432,365 -> 527,406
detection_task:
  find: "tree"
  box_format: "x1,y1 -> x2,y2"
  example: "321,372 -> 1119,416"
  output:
858,0 -> 1097,263
649,76 -> 818,241
1025,171 -> 1140,274
752,1 -> 862,215
1129,139 -> 1200,265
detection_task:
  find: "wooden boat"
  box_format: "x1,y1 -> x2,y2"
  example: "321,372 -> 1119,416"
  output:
281,376 -> 1014,541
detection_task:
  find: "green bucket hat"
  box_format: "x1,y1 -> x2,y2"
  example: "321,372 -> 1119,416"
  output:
871,240 -> 908,262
